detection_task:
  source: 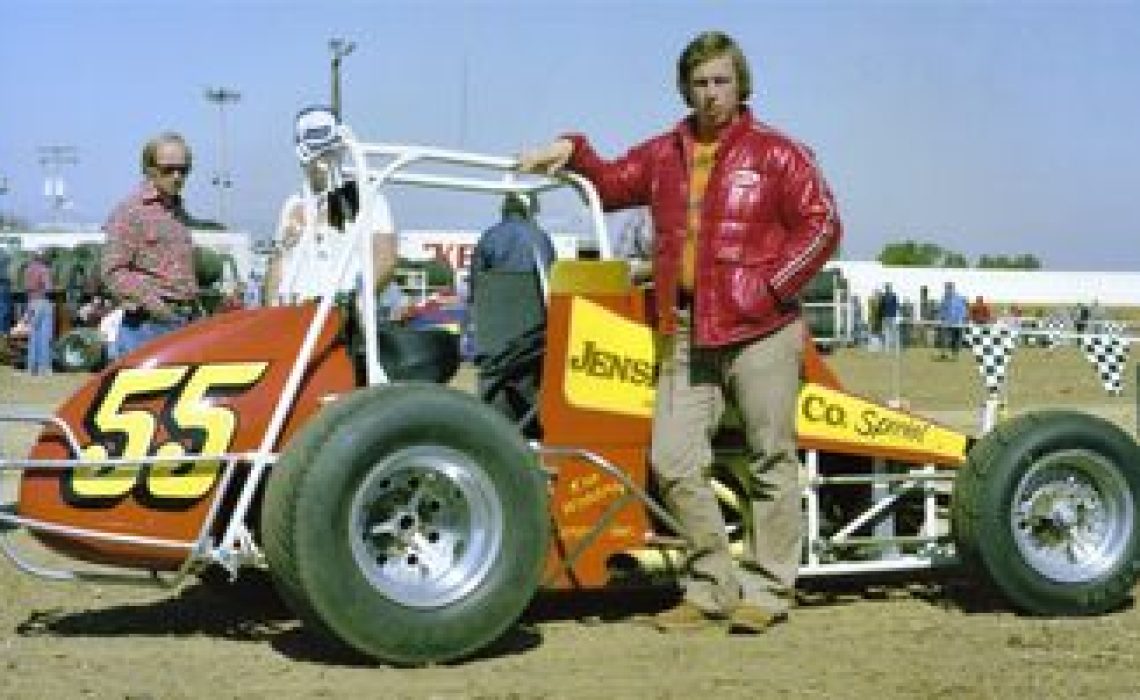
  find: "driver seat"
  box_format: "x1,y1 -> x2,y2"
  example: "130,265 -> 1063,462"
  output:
374,322 -> 460,384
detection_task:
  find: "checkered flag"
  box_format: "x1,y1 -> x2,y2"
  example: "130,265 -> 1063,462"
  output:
1080,334 -> 1129,396
1100,320 -> 1128,337
1039,317 -> 1067,349
966,323 -> 1019,397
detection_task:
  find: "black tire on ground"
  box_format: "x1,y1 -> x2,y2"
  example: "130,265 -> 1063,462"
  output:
952,410 -> 1140,615
193,246 -> 225,288
261,383 -> 549,666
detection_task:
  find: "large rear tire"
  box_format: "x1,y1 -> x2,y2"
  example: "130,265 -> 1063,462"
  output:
261,383 -> 549,665
952,410 -> 1140,615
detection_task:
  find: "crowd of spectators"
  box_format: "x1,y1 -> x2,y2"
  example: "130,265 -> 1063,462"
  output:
853,282 -> 1119,357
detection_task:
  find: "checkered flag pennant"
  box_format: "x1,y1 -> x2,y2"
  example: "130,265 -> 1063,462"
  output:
1080,334 -> 1129,396
1042,317 -> 1066,348
1100,320 -> 1128,337
966,323 -> 1019,396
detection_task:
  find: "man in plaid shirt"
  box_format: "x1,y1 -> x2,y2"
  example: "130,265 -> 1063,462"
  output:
22,249 -> 54,376
101,132 -> 200,358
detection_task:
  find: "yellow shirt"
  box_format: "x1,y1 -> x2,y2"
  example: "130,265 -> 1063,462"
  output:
681,141 -> 717,291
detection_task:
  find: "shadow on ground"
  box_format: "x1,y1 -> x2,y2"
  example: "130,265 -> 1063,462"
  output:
796,569 -> 1134,617
15,569 -> 293,642
15,564 -> 1131,668
13,567 -> 543,667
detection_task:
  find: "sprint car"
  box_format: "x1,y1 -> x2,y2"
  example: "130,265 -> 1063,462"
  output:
2,108 -> 1138,666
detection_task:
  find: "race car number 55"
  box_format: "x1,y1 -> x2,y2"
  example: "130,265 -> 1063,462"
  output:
68,362 -> 268,502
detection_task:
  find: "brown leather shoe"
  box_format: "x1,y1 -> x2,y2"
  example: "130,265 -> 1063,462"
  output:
728,604 -> 786,634
646,601 -> 728,632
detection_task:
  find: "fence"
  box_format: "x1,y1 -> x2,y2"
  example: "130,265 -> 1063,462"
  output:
803,269 -> 854,347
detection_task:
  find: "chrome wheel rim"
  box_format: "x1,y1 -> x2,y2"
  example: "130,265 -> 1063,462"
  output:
349,445 -> 503,608
1011,448 -> 1134,583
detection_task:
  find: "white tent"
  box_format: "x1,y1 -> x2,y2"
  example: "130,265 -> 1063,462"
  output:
831,260 -> 1140,312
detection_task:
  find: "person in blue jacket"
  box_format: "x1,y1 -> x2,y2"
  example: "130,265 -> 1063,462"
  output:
937,281 -> 968,359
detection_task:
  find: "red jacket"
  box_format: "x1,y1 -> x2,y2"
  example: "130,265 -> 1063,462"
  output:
566,109 -> 841,347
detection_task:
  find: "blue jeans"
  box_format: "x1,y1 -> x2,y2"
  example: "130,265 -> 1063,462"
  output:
113,315 -> 189,359
939,324 -> 963,357
0,285 -> 12,333
882,316 -> 901,352
26,298 -> 54,375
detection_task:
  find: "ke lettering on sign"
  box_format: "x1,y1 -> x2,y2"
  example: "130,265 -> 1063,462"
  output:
420,242 -> 474,271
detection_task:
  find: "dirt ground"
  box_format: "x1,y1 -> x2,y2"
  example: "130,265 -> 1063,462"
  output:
2,345 -> 1140,699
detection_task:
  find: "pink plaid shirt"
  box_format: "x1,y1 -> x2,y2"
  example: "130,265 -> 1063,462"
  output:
101,181 -> 198,315
24,259 -> 52,300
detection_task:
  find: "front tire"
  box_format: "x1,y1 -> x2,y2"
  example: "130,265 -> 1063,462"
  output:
952,410 -> 1140,615
261,384 -> 549,665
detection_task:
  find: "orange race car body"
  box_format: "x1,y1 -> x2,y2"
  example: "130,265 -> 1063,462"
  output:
4,269 -> 975,581
10,274 -> 970,583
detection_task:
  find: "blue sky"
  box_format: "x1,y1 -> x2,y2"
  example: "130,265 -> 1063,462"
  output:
2,0 -> 1139,270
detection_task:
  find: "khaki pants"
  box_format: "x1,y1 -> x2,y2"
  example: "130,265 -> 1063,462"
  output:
650,314 -> 803,615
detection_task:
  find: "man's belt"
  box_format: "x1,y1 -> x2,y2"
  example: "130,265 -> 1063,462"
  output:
123,300 -> 200,326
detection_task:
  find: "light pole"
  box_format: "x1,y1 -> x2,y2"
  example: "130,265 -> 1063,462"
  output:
0,174 -> 8,229
204,86 -> 241,225
37,145 -> 78,226
329,38 -> 356,119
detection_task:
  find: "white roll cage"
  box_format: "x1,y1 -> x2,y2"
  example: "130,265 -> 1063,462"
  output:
278,121 -> 613,386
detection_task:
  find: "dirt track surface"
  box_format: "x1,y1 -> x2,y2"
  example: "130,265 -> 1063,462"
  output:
3,347 -> 1140,699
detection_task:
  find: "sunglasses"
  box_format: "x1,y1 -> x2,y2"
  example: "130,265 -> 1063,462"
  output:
155,163 -> 191,176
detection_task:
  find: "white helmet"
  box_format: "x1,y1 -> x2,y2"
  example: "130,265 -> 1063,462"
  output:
294,106 -> 341,163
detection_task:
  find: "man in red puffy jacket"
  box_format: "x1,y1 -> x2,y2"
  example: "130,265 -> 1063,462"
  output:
521,30 -> 841,633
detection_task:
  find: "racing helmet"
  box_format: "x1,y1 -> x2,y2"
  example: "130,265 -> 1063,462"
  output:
294,106 -> 342,163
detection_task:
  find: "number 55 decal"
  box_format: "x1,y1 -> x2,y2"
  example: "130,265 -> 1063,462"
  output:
68,362 -> 269,503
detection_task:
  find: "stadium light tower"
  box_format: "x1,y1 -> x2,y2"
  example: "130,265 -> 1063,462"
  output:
38,145 -> 78,226
0,174 -> 8,228
204,86 -> 242,225
329,37 -> 356,119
